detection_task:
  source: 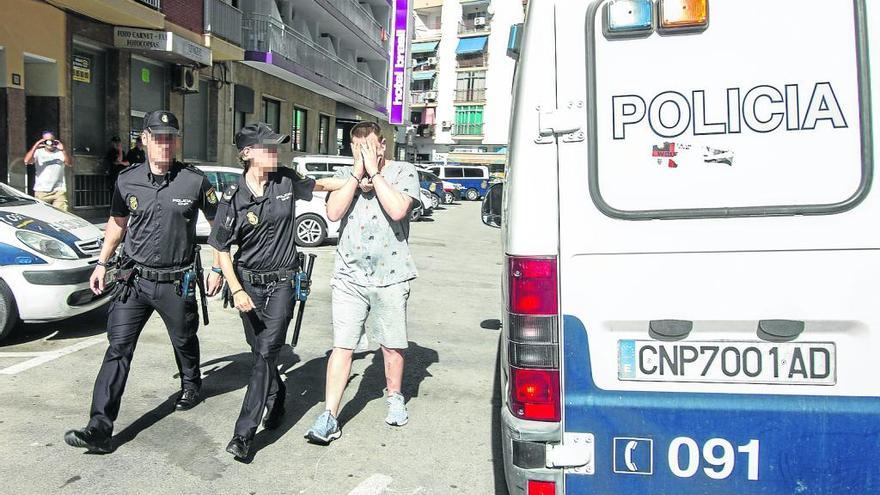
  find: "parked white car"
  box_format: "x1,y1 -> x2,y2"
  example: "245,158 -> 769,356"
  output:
194,165 -> 340,247
0,183 -> 112,341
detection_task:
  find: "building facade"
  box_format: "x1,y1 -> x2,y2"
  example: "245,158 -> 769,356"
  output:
1,0 -> 401,218
402,0 -> 524,174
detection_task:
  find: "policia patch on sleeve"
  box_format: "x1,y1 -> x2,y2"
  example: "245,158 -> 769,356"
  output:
206,187 -> 218,205
128,195 -> 139,211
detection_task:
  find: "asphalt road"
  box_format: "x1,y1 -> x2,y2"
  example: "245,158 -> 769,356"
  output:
0,200 -> 507,495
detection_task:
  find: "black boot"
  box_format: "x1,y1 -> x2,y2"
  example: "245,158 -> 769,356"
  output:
175,388 -> 201,411
64,427 -> 112,453
226,435 -> 251,459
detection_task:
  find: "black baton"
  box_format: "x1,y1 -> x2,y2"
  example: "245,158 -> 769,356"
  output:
193,245 -> 210,326
291,252 -> 317,347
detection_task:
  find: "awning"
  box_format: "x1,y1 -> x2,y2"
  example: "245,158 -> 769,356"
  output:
456,36 -> 488,55
411,70 -> 436,81
411,41 -> 439,54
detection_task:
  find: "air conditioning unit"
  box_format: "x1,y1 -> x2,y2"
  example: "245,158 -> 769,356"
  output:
427,56 -> 439,65
174,66 -> 199,93
474,16 -> 487,26
425,91 -> 438,101
442,121 -> 452,130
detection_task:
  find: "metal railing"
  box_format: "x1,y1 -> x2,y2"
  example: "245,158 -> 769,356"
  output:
455,88 -> 486,102
204,0 -> 243,46
243,14 -> 386,107
458,19 -> 491,34
456,54 -> 488,68
453,123 -> 484,136
135,0 -> 160,9
411,90 -> 439,105
330,0 -> 384,45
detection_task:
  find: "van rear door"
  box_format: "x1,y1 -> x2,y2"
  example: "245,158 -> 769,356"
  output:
554,1 -> 880,492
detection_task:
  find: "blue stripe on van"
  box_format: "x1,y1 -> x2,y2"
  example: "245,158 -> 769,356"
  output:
562,315 -> 880,494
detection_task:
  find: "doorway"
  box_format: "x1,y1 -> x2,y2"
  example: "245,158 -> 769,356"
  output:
24,53 -> 60,195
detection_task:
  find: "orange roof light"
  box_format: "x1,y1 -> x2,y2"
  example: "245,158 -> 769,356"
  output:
659,0 -> 709,32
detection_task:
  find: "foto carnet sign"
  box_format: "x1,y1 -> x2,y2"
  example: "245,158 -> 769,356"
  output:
389,0 -> 410,125
114,27 -> 212,66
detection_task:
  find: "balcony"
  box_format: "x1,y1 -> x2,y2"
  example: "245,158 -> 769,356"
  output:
204,0 -> 242,46
411,90 -> 439,106
458,19 -> 491,35
452,123 -> 484,137
243,14 -> 386,111
136,0 -> 160,8
457,53 -> 488,69
328,0 -> 384,46
415,124 -> 435,137
455,88 -> 486,102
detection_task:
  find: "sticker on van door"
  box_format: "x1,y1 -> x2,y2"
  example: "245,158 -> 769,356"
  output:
652,141 -> 735,168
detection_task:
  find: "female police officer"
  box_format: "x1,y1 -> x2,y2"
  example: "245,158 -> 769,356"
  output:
208,122 -> 329,459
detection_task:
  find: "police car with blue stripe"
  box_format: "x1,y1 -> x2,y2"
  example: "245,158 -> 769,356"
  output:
0,183 -> 111,342
484,1 -> 880,493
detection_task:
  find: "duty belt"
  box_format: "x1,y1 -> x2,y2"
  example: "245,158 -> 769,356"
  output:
238,267 -> 297,286
136,266 -> 189,282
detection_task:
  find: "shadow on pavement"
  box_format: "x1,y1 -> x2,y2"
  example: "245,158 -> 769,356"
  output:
491,336 -> 510,494
336,341 -> 439,428
111,349 -> 302,453
481,319 -> 502,331
3,305 -> 109,346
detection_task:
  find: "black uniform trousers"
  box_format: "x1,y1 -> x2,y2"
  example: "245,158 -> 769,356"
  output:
88,277 -> 201,435
234,276 -> 295,439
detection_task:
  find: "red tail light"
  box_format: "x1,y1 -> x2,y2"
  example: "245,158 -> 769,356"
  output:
509,257 -> 558,315
510,367 -> 561,422
507,256 -> 560,422
527,480 -> 556,495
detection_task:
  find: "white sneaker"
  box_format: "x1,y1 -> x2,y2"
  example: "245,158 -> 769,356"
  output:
385,391 -> 408,426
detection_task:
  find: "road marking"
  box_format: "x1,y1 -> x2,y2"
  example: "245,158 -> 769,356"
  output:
347,474 -> 393,495
0,337 -> 104,375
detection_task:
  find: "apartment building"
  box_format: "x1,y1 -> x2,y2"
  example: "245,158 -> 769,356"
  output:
1,0 -> 403,217
403,0 -> 524,173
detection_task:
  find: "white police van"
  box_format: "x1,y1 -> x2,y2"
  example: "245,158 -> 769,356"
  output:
484,1 -> 880,493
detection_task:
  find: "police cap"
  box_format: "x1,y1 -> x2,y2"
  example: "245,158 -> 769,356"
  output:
143,110 -> 180,135
235,122 -> 290,150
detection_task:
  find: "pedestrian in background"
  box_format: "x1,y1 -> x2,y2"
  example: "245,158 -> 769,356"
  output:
23,130 -> 73,211
305,122 -> 421,444
126,136 -> 146,166
64,110 -> 224,454
103,136 -> 128,188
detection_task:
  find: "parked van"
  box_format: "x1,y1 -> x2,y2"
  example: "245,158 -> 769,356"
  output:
292,155 -> 353,180
427,164 -> 490,201
484,1 -> 880,493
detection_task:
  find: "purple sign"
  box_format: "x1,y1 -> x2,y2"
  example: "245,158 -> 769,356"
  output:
389,0 -> 409,125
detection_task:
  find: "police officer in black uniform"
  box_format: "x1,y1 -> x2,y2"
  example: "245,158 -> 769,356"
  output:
209,122 -> 322,459
64,110 -> 223,453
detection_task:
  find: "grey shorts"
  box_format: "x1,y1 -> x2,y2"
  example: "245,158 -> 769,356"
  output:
331,277 -> 411,350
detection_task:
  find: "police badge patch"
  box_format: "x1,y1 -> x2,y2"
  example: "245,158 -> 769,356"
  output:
128,195 -> 138,211
246,211 -> 259,226
207,187 -> 218,204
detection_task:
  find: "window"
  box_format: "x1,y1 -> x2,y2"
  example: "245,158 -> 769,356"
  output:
203,171 -> 220,189
318,115 -> 331,155
219,172 -> 240,191
464,168 -> 484,178
262,97 -> 281,132
305,162 -> 328,172
429,167 -> 440,176
234,111 -> 246,138
454,106 -> 484,136
184,80 -> 210,161
456,71 -> 486,101
446,168 -> 464,178
74,175 -> 112,207
72,47 -> 106,154
292,107 -> 308,152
